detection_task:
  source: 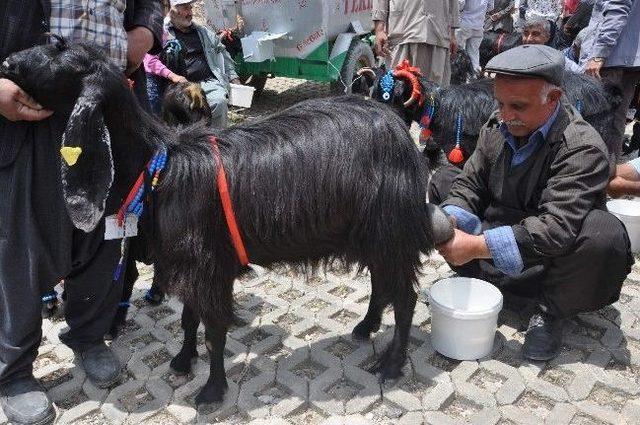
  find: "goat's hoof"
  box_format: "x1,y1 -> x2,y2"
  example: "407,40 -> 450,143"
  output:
368,352 -> 405,382
351,321 -> 380,341
370,361 -> 404,382
170,350 -> 198,375
195,381 -> 228,406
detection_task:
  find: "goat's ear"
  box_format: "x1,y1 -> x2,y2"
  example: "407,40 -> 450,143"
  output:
60,79 -> 114,232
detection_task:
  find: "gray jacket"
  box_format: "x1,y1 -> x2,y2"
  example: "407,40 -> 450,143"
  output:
166,21 -> 239,87
580,0 -> 640,67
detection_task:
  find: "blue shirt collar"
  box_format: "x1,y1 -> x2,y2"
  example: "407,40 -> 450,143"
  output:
499,103 -> 560,167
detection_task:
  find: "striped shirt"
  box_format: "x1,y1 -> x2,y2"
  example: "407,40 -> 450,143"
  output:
49,0 -> 128,70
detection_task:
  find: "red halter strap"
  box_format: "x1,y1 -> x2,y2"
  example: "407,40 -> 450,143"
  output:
495,33 -> 506,55
209,136 -> 249,266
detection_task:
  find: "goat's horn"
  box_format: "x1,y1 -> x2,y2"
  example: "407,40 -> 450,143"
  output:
45,33 -> 67,50
356,67 -> 376,79
393,69 -> 423,108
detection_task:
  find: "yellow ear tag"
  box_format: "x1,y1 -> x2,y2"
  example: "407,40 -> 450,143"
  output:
60,146 -> 83,166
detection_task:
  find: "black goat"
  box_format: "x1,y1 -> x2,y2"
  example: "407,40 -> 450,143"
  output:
479,31 -> 522,69
2,41 -> 453,405
162,82 -> 213,127
369,65 -> 622,169
450,49 -> 478,85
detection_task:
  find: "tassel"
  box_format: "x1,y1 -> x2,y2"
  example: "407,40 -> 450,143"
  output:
420,128 -> 432,140
449,112 -> 465,164
448,146 -> 465,164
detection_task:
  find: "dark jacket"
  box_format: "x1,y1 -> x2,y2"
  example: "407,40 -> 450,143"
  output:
0,0 -> 163,167
443,101 -> 610,266
485,0 -> 515,33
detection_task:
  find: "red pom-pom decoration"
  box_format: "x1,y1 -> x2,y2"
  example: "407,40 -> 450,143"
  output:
448,146 -> 465,164
420,128 -> 432,140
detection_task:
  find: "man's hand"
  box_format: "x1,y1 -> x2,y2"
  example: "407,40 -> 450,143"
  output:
0,78 -> 53,122
373,21 -> 390,57
585,58 -> 604,79
168,72 -> 188,84
607,176 -> 630,198
126,26 -> 154,76
449,28 -> 458,55
490,13 -> 500,21
437,229 -> 490,266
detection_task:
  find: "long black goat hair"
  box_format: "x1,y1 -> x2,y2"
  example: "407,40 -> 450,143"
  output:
2,41 -> 453,405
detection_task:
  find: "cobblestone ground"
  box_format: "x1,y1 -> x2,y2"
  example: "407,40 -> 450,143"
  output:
3,78 -> 639,425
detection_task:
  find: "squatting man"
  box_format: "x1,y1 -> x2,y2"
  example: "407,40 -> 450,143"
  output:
431,44 -> 633,362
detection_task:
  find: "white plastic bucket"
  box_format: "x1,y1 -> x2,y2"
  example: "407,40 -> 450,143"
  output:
607,199 -> 640,253
228,83 -> 256,108
428,277 -> 503,360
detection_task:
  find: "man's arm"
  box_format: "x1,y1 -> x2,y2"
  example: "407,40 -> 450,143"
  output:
608,161 -> 640,198
449,0 -> 460,53
585,0 -> 632,78
372,0 -> 390,56
206,28 -> 240,82
494,0 -> 516,18
438,228 -> 492,266
438,127 -> 528,275
125,0 -> 164,75
125,0 -> 164,53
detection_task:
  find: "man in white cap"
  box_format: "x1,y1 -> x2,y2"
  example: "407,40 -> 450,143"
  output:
166,0 -> 240,127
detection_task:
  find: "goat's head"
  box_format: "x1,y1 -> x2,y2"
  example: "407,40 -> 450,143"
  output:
162,82 -> 212,127
1,39 -> 136,232
369,63 -> 440,125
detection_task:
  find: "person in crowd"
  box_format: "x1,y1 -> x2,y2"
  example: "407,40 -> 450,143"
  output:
372,0 -> 460,87
485,0 -> 516,33
580,0 -> 640,161
457,0 -> 494,72
522,15 -> 554,45
520,0 -> 564,24
0,1 -> 162,424
521,16 -> 582,71
431,44 -> 632,362
165,0 -> 240,128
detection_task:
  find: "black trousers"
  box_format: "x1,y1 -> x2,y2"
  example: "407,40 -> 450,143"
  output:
0,120 -> 123,385
429,165 -> 633,319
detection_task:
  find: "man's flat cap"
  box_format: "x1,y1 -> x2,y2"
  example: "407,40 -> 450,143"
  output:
485,44 -> 564,86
